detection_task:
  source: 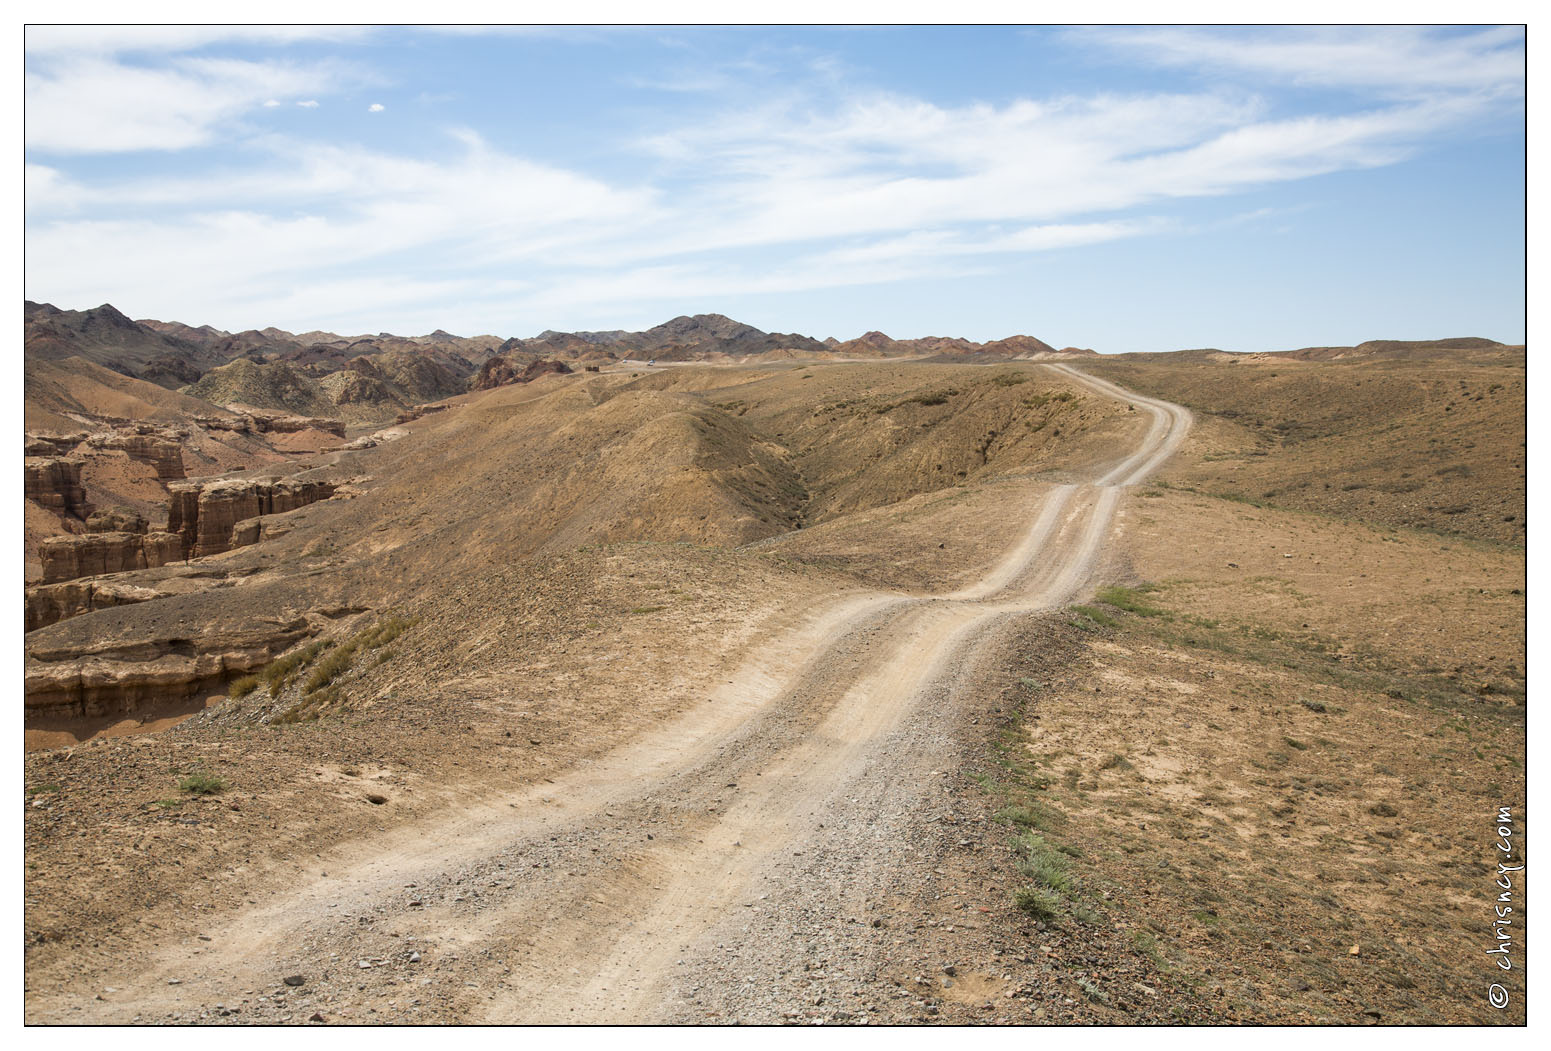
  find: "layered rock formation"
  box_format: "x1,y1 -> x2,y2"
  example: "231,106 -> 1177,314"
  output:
85,507 -> 148,534
39,531 -> 183,584
26,579 -> 161,632
167,477 -> 337,558
83,430 -> 186,479
25,433 -> 89,456
248,412 -> 346,438
25,618 -> 316,720
25,458 -> 93,520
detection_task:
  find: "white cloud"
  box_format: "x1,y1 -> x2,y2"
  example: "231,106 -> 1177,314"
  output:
263,98 -> 281,108
24,130 -> 663,329
368,103 -> 385,113
25,57 -> 349,153
297,99 -> 320,109
623,86 -> 1479,265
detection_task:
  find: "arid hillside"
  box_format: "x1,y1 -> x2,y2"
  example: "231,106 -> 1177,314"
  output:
1085,345 -> 1526,544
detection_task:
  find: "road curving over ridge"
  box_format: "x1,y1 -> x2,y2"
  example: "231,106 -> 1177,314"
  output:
28,366 -> 1191,1025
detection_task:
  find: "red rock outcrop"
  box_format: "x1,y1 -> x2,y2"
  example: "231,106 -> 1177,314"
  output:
25,457 -> 94,520
25,579 -> 162,632
167,477 -> 337,557
39,531 -> 184,584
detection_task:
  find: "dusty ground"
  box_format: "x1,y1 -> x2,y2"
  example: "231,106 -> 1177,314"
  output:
22,354 -> 1525,1026
980,484 -> 1525,1025
1085,349 -> 1526,544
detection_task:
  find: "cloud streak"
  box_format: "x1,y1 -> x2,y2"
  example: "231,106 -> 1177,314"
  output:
1077,26 -> 1525,99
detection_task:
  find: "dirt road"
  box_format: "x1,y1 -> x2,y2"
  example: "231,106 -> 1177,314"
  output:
27,367 -> 1190,1025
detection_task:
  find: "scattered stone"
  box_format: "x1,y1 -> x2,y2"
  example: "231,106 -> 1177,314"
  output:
283,975 -> 306,987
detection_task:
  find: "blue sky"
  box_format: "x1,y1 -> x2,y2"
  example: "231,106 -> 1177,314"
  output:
23,25 -> 1526,351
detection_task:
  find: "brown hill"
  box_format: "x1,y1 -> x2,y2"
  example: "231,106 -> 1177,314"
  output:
509,314 -> 830,360
978,334 -> 1059,357
25,356 -> 236,431
1281,337 -> 1510,361
184,359 -> 337,419
26,302 -> 224,382
1085,346 -> 1526,543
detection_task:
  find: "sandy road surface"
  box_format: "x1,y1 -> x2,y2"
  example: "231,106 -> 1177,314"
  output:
28,367 -> 1189,1025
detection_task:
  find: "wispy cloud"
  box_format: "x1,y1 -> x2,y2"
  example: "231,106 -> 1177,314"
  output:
368,102 -> 385,113
25,55 -> 354,153
1077,26 -> 1525,99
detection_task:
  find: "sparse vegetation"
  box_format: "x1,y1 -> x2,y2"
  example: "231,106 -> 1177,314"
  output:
1013,885 -> 1064,923
1069,604 -> 1119,630
262,639 -> 334,698
177,772 -> 227,795
228,674 -> 261,699
303,614 -> 421,696
1096,584 -> 1167,617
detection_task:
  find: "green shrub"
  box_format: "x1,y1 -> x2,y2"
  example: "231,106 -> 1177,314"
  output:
294,616 -> 420,697
357,614 -> 419,650
1014,886 -> 1064,923
178,773 -> 227,795
1014,831 -> 1073,893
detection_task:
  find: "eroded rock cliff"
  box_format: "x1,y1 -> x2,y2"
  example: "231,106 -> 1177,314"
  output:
39,531 -> 184,584
25,618 -> 316,721
25,579 -> 162,632
25,458 -> 93,520
166,477 -> 337,557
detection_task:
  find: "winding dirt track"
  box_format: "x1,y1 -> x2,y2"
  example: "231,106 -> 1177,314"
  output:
30,366 -> 1190,1025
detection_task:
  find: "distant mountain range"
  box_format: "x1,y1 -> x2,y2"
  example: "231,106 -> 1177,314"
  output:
23,301 -> 1100,424
25,300 -> 1510,429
